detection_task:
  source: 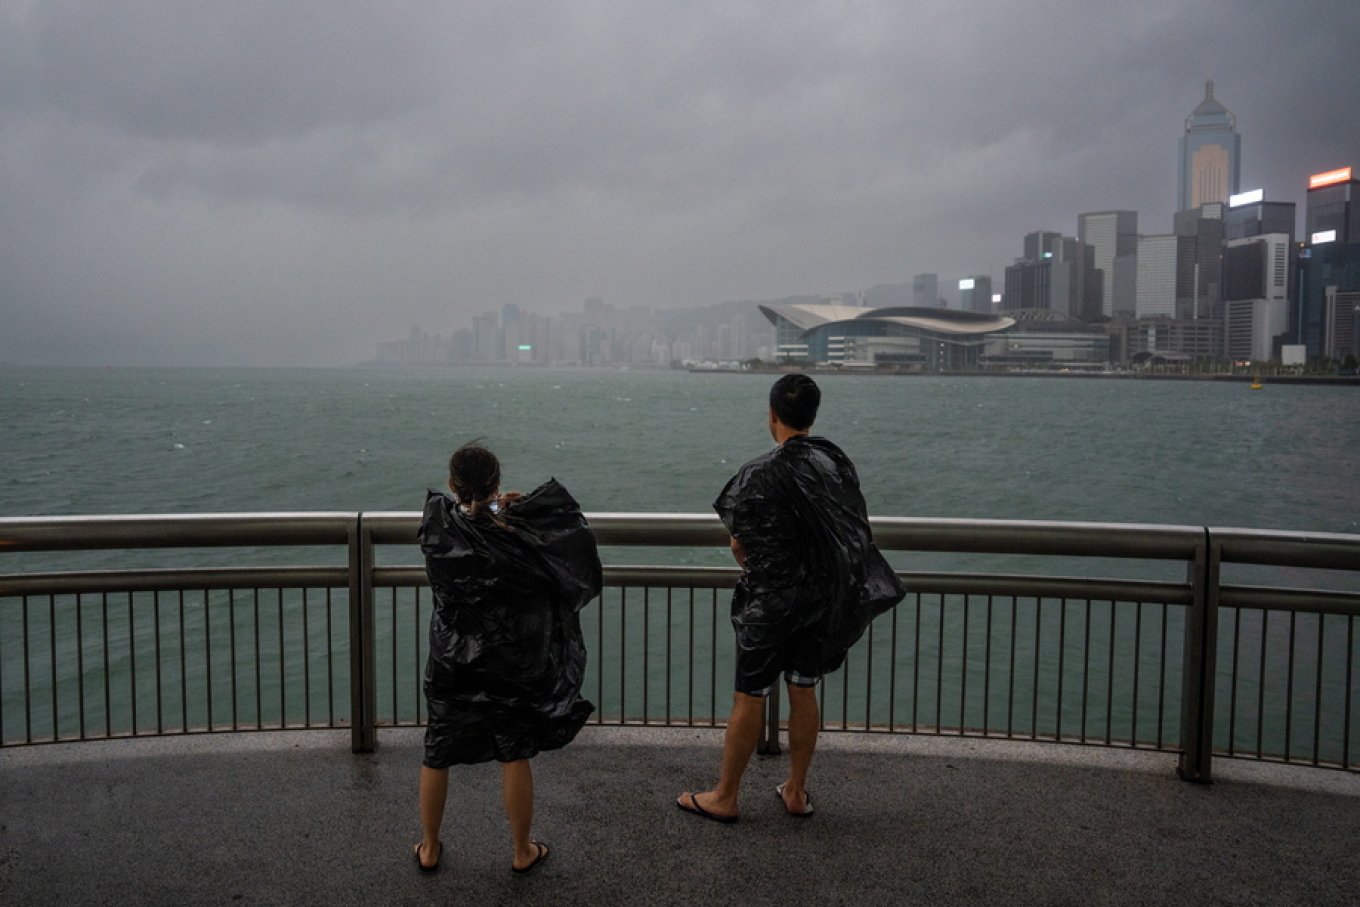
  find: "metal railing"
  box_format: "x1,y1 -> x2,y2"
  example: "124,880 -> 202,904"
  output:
1,513 -> 1356,781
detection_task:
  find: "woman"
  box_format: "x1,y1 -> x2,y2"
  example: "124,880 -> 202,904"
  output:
414,441 -> 601,875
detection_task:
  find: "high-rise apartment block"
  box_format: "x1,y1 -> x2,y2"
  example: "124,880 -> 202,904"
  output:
958,276 -> 994,313
1178,82 -> 1241,212
1078,211 -> 1138,318
1003,231 -> 1100,319
913,273 -> 941,308
1300,167 -> 1360,359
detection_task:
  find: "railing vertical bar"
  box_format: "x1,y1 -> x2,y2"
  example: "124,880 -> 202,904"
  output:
841,643 -> 849,731
1285,611 -> 1297,762
391,587 -> 399,725
982,595 -> 993,736
1081,598 -> 1091,744
887,603 -> 898,733
1104,601 -> 1115,746
1131,601 -> 1142,747
865,620 -> 874,732
77,594 -> 86,740
1177,533 -> 1218,781
50,596 -> 59,741
686,588 -> 695,727
1031,598 -> 1042,742
1056,598 -> 1067,742
1006,596 -> 1017,739
1156,602 -> 1168,750
128,592 -> 137,737
1228,607 -> 1241,756
205,590 -> 214,733
415,587 -> 425,725
1256,610 -> 1268,761
1312,614 -> 1324,767
253,588 -> 262,731
101,593 -> 111,738
154,591 -> 164,735
911,593 -> 921,733
595,587 -> 604,725
325,588 -> 335,728
302,588 -> 312,728
712,590 -> 723,728
665,588 -> 673,726
1344,615 -> 1354,770
348,516 -> 378,753
228,591 -> 238,731
642,587 -> 650,726
959,595 -> 969,736
619,587 -> 627,724
277,589 -> 285,728
178,591 -> 187,733
23,595 -> 33,743
935,594 -> 944,733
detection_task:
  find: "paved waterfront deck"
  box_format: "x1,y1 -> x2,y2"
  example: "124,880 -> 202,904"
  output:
2,727 -> 1357,906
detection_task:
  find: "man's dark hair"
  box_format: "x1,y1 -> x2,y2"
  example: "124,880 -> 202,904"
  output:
448,439 -> 501,505
769,374 -> 820,431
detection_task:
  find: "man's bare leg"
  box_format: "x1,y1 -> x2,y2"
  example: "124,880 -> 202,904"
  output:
678,691 -> 766,819
502,759 -> 542,870
417,765 -> 449,868
779,683 -> 819,813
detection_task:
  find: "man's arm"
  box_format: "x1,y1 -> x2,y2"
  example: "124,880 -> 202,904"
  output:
729,536 -> 747,568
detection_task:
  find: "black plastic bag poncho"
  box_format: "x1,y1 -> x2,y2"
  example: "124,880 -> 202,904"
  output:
715,436 -> 906,693
418,478 -> 601,767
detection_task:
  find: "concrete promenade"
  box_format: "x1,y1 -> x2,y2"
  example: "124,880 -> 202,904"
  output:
2,727 -> 1357,906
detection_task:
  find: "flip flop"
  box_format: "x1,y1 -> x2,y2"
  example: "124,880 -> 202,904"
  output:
676,792 -> 739,824
512,841 -> 551,875
776,783 -> 814,817
414,840 -> 442,873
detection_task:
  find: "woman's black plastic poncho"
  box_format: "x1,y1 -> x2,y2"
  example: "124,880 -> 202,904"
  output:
418,479 -> 601,767
715,436 -> 906,693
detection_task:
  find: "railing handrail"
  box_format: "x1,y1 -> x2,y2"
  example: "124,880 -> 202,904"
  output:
3,512 -> 1358,776
6,512 -> 1357,567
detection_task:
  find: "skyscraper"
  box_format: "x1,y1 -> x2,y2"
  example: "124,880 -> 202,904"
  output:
1178,81 -> 1241,212
1300,167 -> 1360,358
1078,211 -> 1138,318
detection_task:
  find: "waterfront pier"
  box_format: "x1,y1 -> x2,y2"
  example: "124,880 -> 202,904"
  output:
3,727 -> 1358,905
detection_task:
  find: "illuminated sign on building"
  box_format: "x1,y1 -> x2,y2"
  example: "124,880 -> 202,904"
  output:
991,294 -> 1002,304
1229,189 -> 1264,207
1309,167 -> 1352,189
517,344 -> 533,351
958,278 -> 975,290
1312,230 -> 1337,244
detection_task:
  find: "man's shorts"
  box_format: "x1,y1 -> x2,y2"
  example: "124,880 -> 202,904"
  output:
749,670 -> 821,698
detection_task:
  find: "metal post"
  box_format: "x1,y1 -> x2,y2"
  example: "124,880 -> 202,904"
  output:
758,683 -> 782,755
1177,530 -> 1219,783
349,515 -> 378,753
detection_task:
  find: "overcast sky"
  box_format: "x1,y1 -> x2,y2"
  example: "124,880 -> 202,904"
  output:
2,1 -> 1357,366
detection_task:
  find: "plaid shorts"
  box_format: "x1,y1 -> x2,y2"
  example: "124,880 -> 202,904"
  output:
752,670 -> 822,698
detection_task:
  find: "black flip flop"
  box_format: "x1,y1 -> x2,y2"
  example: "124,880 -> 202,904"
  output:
677,792 -> 739,824
513,841 -> 551,875
414,840 -> 442,873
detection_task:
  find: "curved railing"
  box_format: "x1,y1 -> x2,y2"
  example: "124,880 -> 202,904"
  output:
1,513 -> 1356,781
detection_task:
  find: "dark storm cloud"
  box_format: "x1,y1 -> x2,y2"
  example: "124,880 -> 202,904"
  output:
0,0 -> 1357,365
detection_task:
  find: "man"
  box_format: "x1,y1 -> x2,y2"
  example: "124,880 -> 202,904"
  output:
678,374 -> 905,823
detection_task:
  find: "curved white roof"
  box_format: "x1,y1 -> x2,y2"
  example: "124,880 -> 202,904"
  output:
759,303 -> 1015,336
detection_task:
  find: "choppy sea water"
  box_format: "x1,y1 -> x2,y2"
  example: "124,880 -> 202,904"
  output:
2,367 -> 1357,752
4,366 -> 1358,531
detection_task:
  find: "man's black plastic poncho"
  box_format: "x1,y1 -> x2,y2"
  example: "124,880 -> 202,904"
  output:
715,435 -> 906,694
418,479 -> 601,767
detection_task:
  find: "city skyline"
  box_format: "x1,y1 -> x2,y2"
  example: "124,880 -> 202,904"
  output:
2,2 -> 1357,367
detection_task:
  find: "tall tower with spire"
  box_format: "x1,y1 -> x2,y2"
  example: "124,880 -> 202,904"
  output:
1177,81 -> 1241,212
